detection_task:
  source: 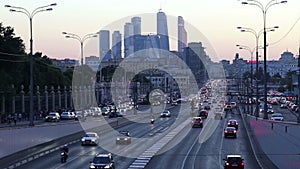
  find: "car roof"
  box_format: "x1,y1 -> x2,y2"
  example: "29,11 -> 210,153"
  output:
96,153 -> 111,157
193,117 -> 202,119
86,132 -> 97,135
227,154 -> 242,158
228,119 -> 237,122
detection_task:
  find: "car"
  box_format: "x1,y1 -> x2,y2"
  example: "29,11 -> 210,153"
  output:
60,111 -> 75,120
75,111 -> 84,120
280,104 -> 288,109
270,113 -> 284,121
224,127 -> 237,138
108,111 -> 123,118
230,102 -> 237,108
223,155 -> 244,169
204,104 -> 211,110
191,117 -> 203,128
45,112 -> 60,122
116,131 -> 131,144
91,107 -> 102,117
81,132 -> 99,146
160,111 -> 171,117
197,110 -> 208,118
224,105 -> 232,112
89,153 -> 115,169
171,100 -> 178,106
267,108 -> 274,114
227,119 -> 239,129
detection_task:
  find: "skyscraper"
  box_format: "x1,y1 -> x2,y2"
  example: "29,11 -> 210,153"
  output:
124,22 -> 134,58
99,30 -> 110,60
178,16 -> 187,53
131,17 -> 141,35
157,11 -> 170,51
112,31 -> 122,60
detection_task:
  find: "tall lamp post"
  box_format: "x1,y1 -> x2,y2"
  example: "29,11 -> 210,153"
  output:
5,3 -> 57,126
62,32 -> 98,65
62,32 -> 97,109
241,0 -> 287,119
236,26 -> 278,117
236,44 -> 254,114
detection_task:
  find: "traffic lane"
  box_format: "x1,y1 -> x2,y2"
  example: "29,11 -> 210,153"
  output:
221,109 -> 260,169
145,106 -> 224,169
144,122 -> 203,169
15,105 -> 186,169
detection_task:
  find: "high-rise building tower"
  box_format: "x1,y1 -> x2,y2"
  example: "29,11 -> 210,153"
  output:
112,31 -> 122,60
124,22 -> 134,58
157,10 -> 170,51
178,16 -> 187,53
131,17 -> 141,35
99,30 -> 110,60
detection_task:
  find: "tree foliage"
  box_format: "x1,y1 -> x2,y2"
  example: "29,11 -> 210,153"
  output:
0,22 -> 73,92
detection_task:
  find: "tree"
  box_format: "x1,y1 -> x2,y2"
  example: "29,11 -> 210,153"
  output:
0,22 -> 25,54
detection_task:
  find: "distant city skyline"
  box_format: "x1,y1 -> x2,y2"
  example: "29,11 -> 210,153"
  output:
0,0 -> 299,62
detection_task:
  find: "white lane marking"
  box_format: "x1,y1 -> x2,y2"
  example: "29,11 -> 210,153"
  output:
180,131 -> 201,169
219,117 -> 227,168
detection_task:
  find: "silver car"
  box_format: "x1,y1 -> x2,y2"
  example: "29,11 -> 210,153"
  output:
81,132 -> 99,146
270,113 -> 284,121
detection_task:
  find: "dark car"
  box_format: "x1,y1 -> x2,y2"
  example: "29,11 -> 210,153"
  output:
224,105 -> 232,112
224,127 -> 237,138
108,112 -> 123,118
89,153 -> 115,169
116,131 -> 131,144
227,119 -> 239,129
197,110 -> 208,118
223,155 -> 244,169
191,117 -> 203,128
204,105 -> 211,110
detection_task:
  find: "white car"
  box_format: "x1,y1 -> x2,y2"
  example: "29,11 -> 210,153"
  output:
81,132 -> 99,146
60,112 -> 75,120
270,113 -> 284,121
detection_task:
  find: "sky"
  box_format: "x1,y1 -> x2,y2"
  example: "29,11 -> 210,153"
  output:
0,0 -> 299,62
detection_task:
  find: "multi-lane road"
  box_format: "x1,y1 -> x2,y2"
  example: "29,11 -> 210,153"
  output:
8,100 -> 263,169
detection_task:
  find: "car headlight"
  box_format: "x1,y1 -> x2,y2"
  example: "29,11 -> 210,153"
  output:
90,165 -> 96,169
117,138 -> 120,140
81,138 -> 85,142
104,165 -> 110,169
124,138 -> 127,140
91,139 -> 96,142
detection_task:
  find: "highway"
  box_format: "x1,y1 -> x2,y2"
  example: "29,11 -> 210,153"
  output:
145,106 -> 260,169
13,103 -> 193,169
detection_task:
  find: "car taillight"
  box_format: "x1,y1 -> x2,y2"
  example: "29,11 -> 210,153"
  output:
234,130 -> 237,133
241,162 -> 244,166
236,123 -> 239,125
227,123 -> 230,125
205,113 -> 208,115
200,121 -> 203,123
225,162 -> 229,166
192,121 -> 194,124
224,130 -> 228,133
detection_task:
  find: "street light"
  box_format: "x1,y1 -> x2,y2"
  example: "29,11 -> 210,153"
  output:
62,32 -> 97,110
241,0 -> 287,119
5,3 -> 57,126
62,32 -> 98,65
236,44 -> 254,115
237,26 -> 278,117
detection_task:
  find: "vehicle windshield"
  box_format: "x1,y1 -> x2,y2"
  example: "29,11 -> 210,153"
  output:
227,157 -> 242,162
86,133 -> 96,137
93,157 -> 110,164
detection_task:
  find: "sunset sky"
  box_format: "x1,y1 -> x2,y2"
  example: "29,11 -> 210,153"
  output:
1,0 -> 299,62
